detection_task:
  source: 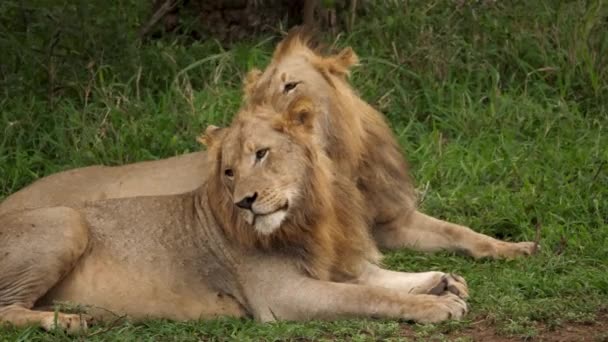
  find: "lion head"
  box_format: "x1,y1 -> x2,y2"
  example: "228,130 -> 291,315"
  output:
203,97 -> 379,281
242,27 -> 416,227
244,28 -> 359,109
211,98 -> 321,235
242,28 -> 364,175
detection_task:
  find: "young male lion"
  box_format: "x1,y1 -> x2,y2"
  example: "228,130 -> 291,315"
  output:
0,98 -> 468,333
242,28 -> 537,259
0,29 -> 536,260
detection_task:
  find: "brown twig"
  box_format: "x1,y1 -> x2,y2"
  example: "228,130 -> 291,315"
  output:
83,304 -> 128,338
85,314 -> 127,338
138,0 -> 183,40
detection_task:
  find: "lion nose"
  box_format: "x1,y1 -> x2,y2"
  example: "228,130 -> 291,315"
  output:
235,193 -> 258,210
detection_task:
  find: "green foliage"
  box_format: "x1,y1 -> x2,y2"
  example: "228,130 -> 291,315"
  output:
1,0 -> 607,340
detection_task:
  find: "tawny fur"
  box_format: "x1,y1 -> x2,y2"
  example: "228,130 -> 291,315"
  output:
244,27 -> 416,228
0,152 -> 208,216
242,27 -> 536,258
207,99 -> 380,281
0,103 -> 469,333
0,27 -> 536,273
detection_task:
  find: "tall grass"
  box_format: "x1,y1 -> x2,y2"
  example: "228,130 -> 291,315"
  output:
1,0 -> 607,339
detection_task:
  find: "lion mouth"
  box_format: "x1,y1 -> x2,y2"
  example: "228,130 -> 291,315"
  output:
252,202 -> 289,224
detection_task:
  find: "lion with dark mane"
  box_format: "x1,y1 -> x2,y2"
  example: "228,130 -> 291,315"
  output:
0,99 -> 468,333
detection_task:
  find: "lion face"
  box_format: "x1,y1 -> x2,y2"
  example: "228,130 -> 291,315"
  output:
215,100 -> 317,235
247,56 -> 334,112
244,31 -> 359,135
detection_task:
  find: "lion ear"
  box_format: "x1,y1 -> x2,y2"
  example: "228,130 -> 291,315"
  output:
324,47 -> 359,77
197,125 -> 225,147
283,97 -> 316,131
243,68 -> 262,101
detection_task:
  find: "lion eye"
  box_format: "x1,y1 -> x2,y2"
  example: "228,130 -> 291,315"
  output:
283,82 -> 300,93
224,169 -> 234,178
255,148 -> 269,160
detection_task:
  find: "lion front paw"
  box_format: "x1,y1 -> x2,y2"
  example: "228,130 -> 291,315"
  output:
409,293 -> 468,323
41,312 -> 93,334
427,273 -> 469,299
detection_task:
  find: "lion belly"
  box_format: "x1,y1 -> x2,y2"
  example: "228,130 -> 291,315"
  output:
38,249 -> 246,321
36,193 -> 247,321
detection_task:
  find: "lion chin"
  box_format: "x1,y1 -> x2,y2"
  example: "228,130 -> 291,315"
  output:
247,209 -> 288,235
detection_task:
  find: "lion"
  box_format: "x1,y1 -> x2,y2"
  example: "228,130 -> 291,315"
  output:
0,29 -> 535,260
0,98 -> 468,334
240,28 -> 537,259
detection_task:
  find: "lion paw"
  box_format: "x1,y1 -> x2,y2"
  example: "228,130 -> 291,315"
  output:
41,312 -> 93,334
497,241 -> 539,259
427,273 -> 469,299
411,293 -> 468,323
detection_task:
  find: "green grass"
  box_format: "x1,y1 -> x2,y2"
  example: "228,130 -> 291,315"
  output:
1,0 -> 607,340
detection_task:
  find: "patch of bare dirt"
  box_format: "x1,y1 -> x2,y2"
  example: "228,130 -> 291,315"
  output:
400,312 -> 608,341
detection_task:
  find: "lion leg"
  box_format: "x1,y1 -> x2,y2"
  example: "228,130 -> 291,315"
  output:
0,207 -> 91,333
356,263 -> 468,299
254,276 -> 467,323
0,305 -> 92,334
374,210 -> 536,259
244,261 -> 467,323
